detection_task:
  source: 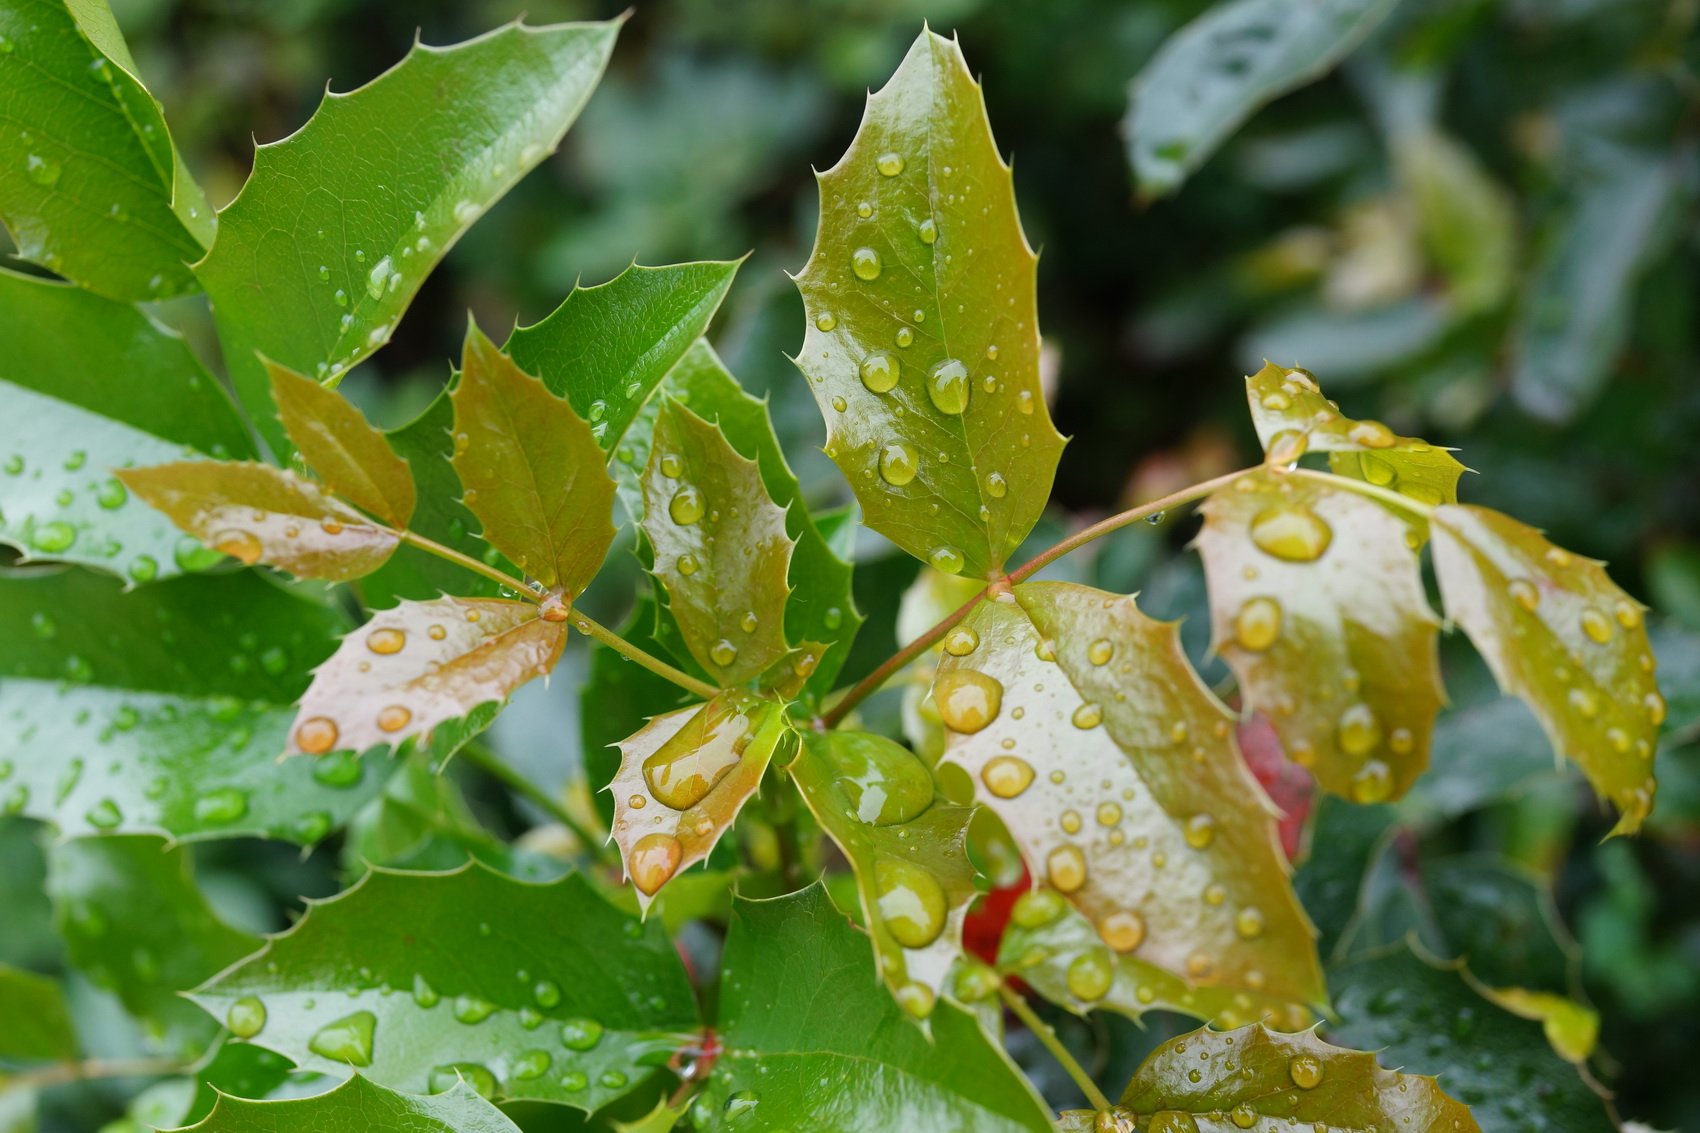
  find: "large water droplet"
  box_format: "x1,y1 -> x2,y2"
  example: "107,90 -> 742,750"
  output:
943,626 -> 979,656
642,701 -> 755,810
560,1017 -> 604,1050
1249,504 -> 1332,562
878,442 -> 918,486
367,627 -> 406,654
308,1010 -> 375,1066
513,1049 -> 552,1080
296,716 -> 340,755
819,733 -> 934,825
1183,813 -> 1215,849
311,749 -> 362,787
1351,760 -> 1393,803
25,154 -> 62,187
29,522 -> 76,553
1046,844 -> 1087,893
227,996 -> 267,1038
1230,1103 -> 1257,1129
194,787 -> 248,825
1337,703 -> 1381,756
85,798 -> 122,829
934,669 -> 1003,734
709,639 -> 739,668
982,755 -> 1034,798
1098,910 -> 1145,953
929,546 -> 965,574
859,353 -> 899,393
453,993 -> 495,1024
669,486 -> 705,526
212,528 -> 262,563
851,247 -> 882,281
876,152 -> 905,176
926,359 -> 970,415
365,256 -> 397,300
984,471 -> 1008,499
1233,596 -> 1281,652
1580,608 -> 1613,644
875,857 -> 947,948
1066,949 -> 1113,1001
629,832 -> 683,895
1011,889 -> 1065,928
1290,1054 -> 1324,1089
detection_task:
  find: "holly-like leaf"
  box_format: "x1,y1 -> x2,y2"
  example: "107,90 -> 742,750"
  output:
191,866 -> 698,1111
0,964 -> 76,1061
1195,468 -> 1446,803
47,835 -> 258,1057
1123,0 -> 1398,198
196,19 -> 619,455
1430,505 -> 1663,834
0,0 -> 212,299
270,361 -> 415,528
1107,1022 -> 1479,1131
580,596 -> 689,829
451,326 -> 616,595
1245,362 -> 1466,539
936,581 -> 1325,1023
690,885 -> 1053,1133
184,1074 -> 522,1133
0,270 -> 253,583
608,693 -> 789,912
285,596 -> 564,760
119,1043 -> 299,1131
0,569 -> 384,842
793,29 -> 1065,580
790,731 -> 976,1017
120,462 -> 399,581
640,401 -> 795,686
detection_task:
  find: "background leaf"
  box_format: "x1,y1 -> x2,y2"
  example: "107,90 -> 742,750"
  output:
185,1074 -> 522,1133
191,867 -> 697,1110
195,19 -> 619,454
0,964 -> 76,1061
270,362 -> 415,528
793,29 -> 1065,580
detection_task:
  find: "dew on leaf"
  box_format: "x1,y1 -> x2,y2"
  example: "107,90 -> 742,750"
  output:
895,982 -> 935,1018
677,553 -> 699,576
710,639 -> 739,668
227,996 -> 267,1038
851,247 -> 882,281
85,798 -> 122,829
984,471 -> 1008,498
1099,909 -> 1146,953
1046,844 -> 1087,893
513,1049 -> 552,1080
94,479 -> 127,509
311,749 -> 362,787
629,832 -> 683,895
1580,608 -> 1613,644
560,1017 -> 604,1050
367,627 -> 406,654
1235,906 -> 1266,939
308,1010 -> 375,1066
377,705 -> 412,732
926,359 -> 970,415
1508,578 -> 1540,612
1290,1054 -> 1324,1089
296,716 -> 340,756
453,993 -> 496,1024
878,442 -> 918,486
1087,638 -> 1114,666
1337,703 -> 1381,756
934,669 -> 1003,733
942,626 -> 979,656
1011,889 -> 1065,928
669,486 -> 705,525
1183,813 -> 1216,849
929,546 -> 964,574
193,788 -> 248,825
1249,503 -> 1332,562
1071,703 -> 1103,729
29,521 -> 76,553
982,754 -> 1034,798
1233,596 -> 1282,652
918,217 -> 938,244
876,151 -> 905,176
1351,760 -> 1394,803
895,326 -> 915,348
874,857 -> 947,948
1066,949 -> 1113,1001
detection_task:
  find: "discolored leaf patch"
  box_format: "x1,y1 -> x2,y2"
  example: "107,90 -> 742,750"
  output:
1196,468 -> 1445,803
1431,504 -> 1663,834
270,360 -> 415,527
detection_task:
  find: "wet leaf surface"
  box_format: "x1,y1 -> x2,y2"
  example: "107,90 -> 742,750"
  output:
270,361 -> 416,528
185,1074 -> 523,1133
0,963 -> 76,1061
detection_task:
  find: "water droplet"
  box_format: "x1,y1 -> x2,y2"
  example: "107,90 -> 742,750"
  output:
560,1017 -> 603,1050
1250,503 -> 1332,562
1349,419 -> 1396,448
513,1049 -> 552,1080
926,359 -> 970,415
308,1010 -> 375,1066
1290,1054 -> 1324,1089
815,311 -> 837,331
1071,703 -> 1103,729
378,704 -> 412,733
895,982 -> 935,1018
1580,608 -> 1613,644
428,1063 -> 496,1098
312,749 -> 363,787
1233,596 -> 1282,652
1231,1103 -> 1257,1128
1351,760 -> 1393,803
1337,703 -> 1381,757
588,399 -> 606,422
677,553 -> 699,576
228,996 -> 267,1038
669,486 -> 705,525
859,353 -> 899,393
1508,578 -> 1540,612
874,857 -> 947,948
296,716 -> 340,755
934,669 -> 1003,733
210,527 -> 261,563
929,546 -> 965,574
365,256 -> 396,300
709,639 -> 739,668
1066,949 -> 1113,1001
25,154 -> 62,187
412,973 -> 440,1007
895,326 -> 915,348
194,788 -> 248,825
29,522 -> 76,553
367,627 -> 406,655
1645,691 -> 1667,726
876,152 -> 905,176
1235,906 -> 1265,939
1098,910 -> 1145,953
1046,844 -> 1087,893
85,798 -> 122,829
851,247 -> 882,281
629,832 -> 683,895
982,755 -> 1034,798
878,442 -> 918,486
1265,429 -> 1308,466
1011,889 -> 1066,928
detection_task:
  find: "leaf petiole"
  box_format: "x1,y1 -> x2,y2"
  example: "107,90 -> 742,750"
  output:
998,983 -> 1113,1112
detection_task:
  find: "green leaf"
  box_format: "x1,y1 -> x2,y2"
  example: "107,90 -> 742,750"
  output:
1396,127 -> 1518,317
270,361 -> 415,528
1245,362 -> 1465,540
692,885 -> 1052,1133
1195,468 -> 1445,803
580,596 -> 690,829
190,866 -> 698,1110
936,581 -> 1325,1022
1124,0 -> 1397,198
1107,1021 -> 1479,1131
121,1042 -> 297,1130
341,752 -> 498,871
640,401 -> 795,686
616,340 -> 862,701
1469,985 -> 1599,1066
0,568 -> 384,843
0,964 -> 76,1061
1430,505 -> 1664,834
451,326 -> 616,595
196,19 -> 619,455
790,731 -> 976,1016
119,461 -> 399,582
608,692 -> 788,911
183,1074 -> 522,1133
0,269 -> 253,583
0,0 -> 212,299
47,835 -> 258,1057
793,29 -> 1065,580
284,596 -> 564,759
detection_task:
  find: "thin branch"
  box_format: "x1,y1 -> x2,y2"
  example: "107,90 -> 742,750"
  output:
6,1056 -> 187,1090
999,983 -> 1113,1113
394,528 -> 535,597
571,610 -> 720,701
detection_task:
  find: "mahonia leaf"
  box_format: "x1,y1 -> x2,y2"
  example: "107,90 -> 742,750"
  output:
1103,1022 -> 1479,1131
451,325 -> 616,595
1246,362 -> 1465,540
184,1074 -> 522,1133
1195,468 -> 1445,803
119,461 -> 398,581
191,867 -> 696,1110
270,361 -> 415,527
1471,985 -> 1599,1065
47,835 -> 258,1058
936,581 -> 1325,1023
640,400 -> 796,686
196,18 -> 619,455
793,29 -> 1065,580
285,596 -> 565,759
790,731 -> 977,1017
608,693 -> 789,912
1430,505 -> 1662,834
0,965 -> 76,1062
689,885 -> 1053,1132
1123,0 -> 1398,198
0,0 -> 212,299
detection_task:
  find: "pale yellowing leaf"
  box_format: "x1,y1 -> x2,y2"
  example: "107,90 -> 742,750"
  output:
1195,468 -> 1445,803
269,360 -> 416,527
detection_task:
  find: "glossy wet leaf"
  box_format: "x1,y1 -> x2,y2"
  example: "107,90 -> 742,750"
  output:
285,596 -> 564,759
0,964 -> 75,1061
793,29 -> 1064,580
640,401 -> 795,686
451,326 -> 616,595
0,569 -> 383,841
790,731 -> 976,1014
47,836 -> 257,1057
608,693 -> 788,912
270,361 -> 415,527
184,1074 -> 522,1133
119,1042 -> 299,1130
196,19 -> 619,454
1244,362 -> 1465,540
1431,505 -> 1662,834
1124,0 -> 1397,198
936,582 -> 1324,1023
0,270 -> 253,582
119,461 -> 399,581
619,341 -> 861,700
0,0 -> 212,299
1196,468 -> 1445,803
691,884 -> 1052,1133
191,866 -> 696,1110
1112,1021 -> 1478,1131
